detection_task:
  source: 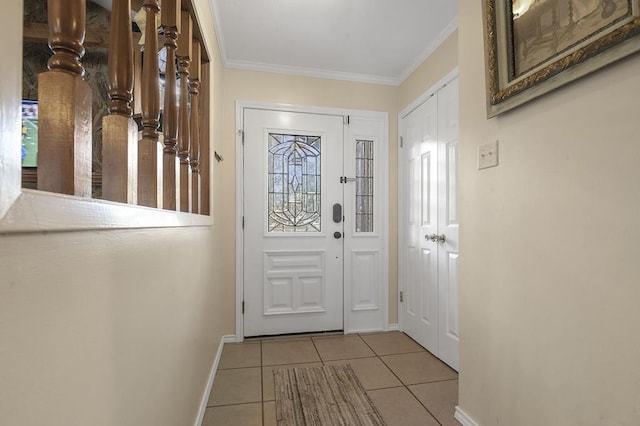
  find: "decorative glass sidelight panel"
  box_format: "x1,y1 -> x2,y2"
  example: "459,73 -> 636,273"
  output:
268,134 -> 321,232
355,139 -> 374,232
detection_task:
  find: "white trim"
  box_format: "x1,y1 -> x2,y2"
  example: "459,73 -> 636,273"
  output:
397,67 -> 459,336
223,59 -> 400,86
399,68 -> 460,119
0,190 -> 212,233
194,334 -> 233,426
454,406 -> 479,426
208,0 -> 228,67
398,18 -> 458,84
223,335 -> 238,343
0,1 -> 25,222
387,323 -> 399,331
236,101 -> 389,339
235,103 -> 245,343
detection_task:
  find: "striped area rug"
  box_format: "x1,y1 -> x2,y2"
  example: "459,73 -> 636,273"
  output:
274,364 -> 386,426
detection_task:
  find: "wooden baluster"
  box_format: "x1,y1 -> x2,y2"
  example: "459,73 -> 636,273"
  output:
138,0 -> 161,207
160,0 -> 181,210
176,11 -> 192,212
37,0 -> 92,196
102,0 -> 137,204
199,61 -> 210,216
189,40 -> 201,214
132,47 -> 142,116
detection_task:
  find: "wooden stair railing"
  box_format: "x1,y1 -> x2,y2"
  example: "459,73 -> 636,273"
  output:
189,40 -> 201,214
34,0 -> 211,215
102,0 -> 137,204
161,0 -> 181,211
37,0 -> 92,197
177,11 -> 193,213
138,0 -> 161,208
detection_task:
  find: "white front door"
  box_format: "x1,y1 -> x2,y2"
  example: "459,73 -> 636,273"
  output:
243,108 -> 345,337
399,77 -> 459,370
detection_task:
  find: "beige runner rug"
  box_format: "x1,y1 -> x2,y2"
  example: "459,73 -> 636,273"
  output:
274,364 -> 386,426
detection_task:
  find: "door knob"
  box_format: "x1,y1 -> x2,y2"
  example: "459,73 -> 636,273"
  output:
425,233 -> 446,243
334,232 -> 342,239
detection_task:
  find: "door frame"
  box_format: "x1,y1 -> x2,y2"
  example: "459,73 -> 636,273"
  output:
236,101 -> 389,341
397,67 -> 459,336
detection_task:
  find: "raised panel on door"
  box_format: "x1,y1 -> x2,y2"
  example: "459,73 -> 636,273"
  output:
350,251 -> 380,311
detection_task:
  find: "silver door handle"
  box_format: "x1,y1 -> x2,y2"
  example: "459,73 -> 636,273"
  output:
425,234 -> 446,243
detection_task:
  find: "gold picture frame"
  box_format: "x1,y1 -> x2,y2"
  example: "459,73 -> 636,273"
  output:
484,0 -> 640,117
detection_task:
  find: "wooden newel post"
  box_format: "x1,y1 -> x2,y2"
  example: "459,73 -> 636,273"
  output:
189,40 -> 201,214
102,0 -> 137,204
138,0 -> 161,207
161,0 -> 181,210
37,0 -> 92,196
176,11 -> 192,213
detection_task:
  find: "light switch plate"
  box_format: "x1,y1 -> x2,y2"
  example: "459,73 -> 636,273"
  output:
478,140 -> 499,170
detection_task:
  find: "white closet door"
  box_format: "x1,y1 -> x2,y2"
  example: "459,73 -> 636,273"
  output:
400,77 -> 459,370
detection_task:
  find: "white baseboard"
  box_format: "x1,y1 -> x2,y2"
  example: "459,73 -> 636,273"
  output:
194,334 -> 235,426
454,406 -> 479,426
223,335 -> 238,343
387,323 -> 399,331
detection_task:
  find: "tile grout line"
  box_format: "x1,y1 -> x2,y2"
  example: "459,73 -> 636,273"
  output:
309,336 -> 325,365
360,332 -> 435,422
208,401 -> 263,409
406,385 -> 444,426
366,332 -> 443,426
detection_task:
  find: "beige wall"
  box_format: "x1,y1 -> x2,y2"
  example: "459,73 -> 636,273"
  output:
0,228 -> 223,425
458,0 -> 640,424
399,30 -> 459,109
0,1 -> 230,425
219,69 -> 400,323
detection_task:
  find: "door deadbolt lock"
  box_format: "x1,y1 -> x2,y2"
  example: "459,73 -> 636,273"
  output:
425,233 -> 446,243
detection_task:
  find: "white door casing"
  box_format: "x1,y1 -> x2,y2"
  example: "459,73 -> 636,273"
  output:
237,103 -> 389,339
399,72 -> 459,370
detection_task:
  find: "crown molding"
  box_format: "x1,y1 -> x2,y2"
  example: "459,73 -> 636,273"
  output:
223,59 -> 401,86
398,16 -> 458,84
209,0 -> 457,87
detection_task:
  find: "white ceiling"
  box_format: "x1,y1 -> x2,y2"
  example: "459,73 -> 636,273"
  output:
210,0 -> 458,86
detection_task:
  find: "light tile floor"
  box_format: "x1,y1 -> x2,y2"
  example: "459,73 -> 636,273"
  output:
202,331 -> 459,426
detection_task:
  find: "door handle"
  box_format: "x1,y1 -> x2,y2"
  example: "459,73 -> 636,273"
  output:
334,231 -> 342,239
332,203 -> 342,223
425,233 -> 446,243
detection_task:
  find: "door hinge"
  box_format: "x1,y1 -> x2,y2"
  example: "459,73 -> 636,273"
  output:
400,136 -> 404,148
242,216 -> 245,229
238,129 -> 245,145
242,301 -> 245,314
344,115 -> 350,125
399,291 -> 403,303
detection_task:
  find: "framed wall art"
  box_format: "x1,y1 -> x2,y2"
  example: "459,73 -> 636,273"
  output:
484,0 -> 640,117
